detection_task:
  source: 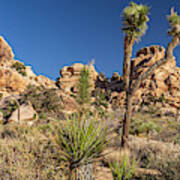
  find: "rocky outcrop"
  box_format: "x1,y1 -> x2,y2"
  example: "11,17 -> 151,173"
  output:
1,35 -> 180,117
111,45 -> 180,114
0,36 -> 57,97
34,75 -> 57,89
57,63 -> 98,93
56,45 -> 180,115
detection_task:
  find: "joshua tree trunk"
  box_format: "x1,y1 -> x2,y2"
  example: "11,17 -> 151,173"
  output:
123,36 -> 135,91
121,35 -> 180,148
121,91 -> 133,147
121,35 -> 135,147
69,164 -> 94,180
77,164 -> 93,180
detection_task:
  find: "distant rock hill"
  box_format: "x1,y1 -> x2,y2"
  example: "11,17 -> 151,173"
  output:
0,36 -> 57,98
0,36 -> 180,124
0,37 -> 77,124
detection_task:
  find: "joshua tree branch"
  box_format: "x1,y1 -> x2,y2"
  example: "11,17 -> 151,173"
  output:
130,36 -> 180,95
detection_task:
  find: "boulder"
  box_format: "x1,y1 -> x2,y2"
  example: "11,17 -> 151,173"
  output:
109,45 -> 180,115
57,63 -> 98,93
8,102 -> 38,124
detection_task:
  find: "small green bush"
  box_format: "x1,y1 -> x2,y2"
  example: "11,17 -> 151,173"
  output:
1,100 -> 19,121
93,88 -> 110,108
109,156 -> 136,180
21,85 -> 63,118
11,61 -> 27,76
138,151 -> 180,180
130,118 -> 161,135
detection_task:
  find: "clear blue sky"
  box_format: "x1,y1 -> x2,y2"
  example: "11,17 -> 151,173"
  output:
1,0 -> 180,79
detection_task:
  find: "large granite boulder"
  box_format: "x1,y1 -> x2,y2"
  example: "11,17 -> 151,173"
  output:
57,63 -> 98,93
8,102 -> 38,124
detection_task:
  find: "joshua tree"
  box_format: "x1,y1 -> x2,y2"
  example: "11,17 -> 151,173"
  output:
122,1 -> 149,90
121,7 -> 180,147
121,2 -> 150,147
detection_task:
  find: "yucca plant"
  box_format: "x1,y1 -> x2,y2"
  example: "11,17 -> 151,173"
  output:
109,156 -> 136,180
57,117 -> 109,180
77,66 -> 91,106
121,2 -> 150,147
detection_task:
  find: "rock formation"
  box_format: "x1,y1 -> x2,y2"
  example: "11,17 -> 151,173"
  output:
111,45 -> 180,114
57,45 -> 180,115
1,35 -> 180,122
0,36 -> 57,98
57,63 -> 98,93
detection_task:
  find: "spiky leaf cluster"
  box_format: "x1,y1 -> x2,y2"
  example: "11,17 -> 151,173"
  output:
122,2 -> 149,40
167,9 -> 180,37
109,157 -> 136,180
57,117 -> 109,172
76,66 -> 91,105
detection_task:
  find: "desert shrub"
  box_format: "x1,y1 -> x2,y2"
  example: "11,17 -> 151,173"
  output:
130,138 -> 180,180
0,99 -> 19,121
91,88 -> 111,118
21,85 -> 63,118
11,61 -> 27,76
137,152 -> 180,180
130,118 -> 161,136
0,124 -> 65,180
109,155 -> 136,180
56,116 -> 109,179
93,88 -> 110,108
